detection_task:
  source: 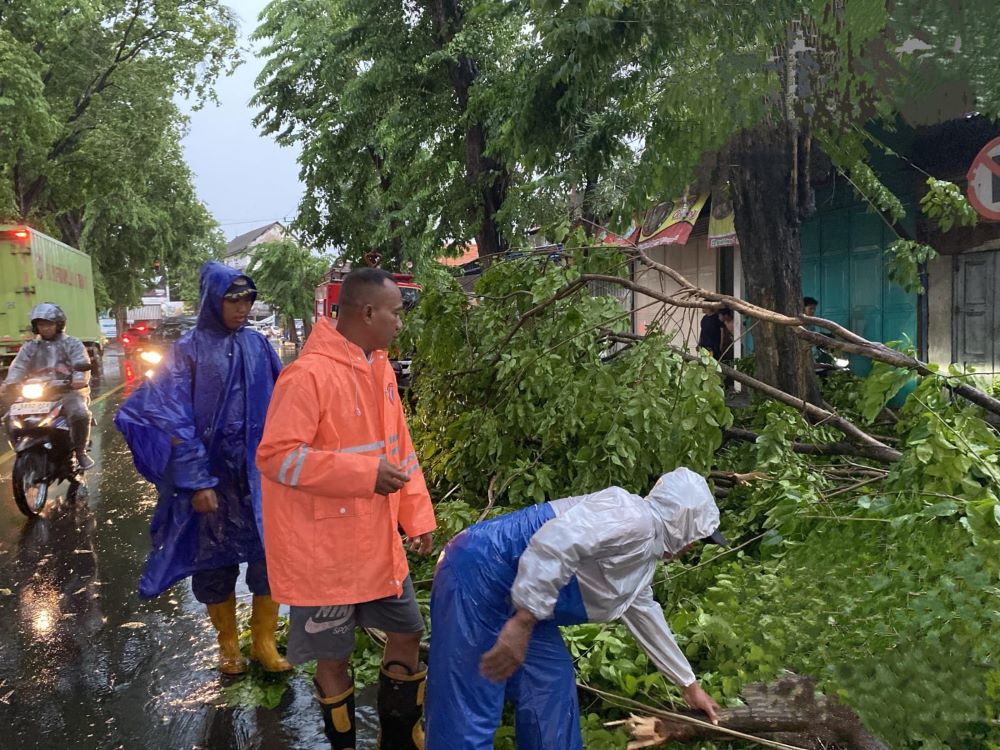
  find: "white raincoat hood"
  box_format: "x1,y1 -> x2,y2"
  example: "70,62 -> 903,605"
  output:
645,467 -> 720,554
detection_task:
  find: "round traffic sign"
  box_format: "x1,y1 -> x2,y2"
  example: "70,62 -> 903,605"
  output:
966,136 -> 1000,222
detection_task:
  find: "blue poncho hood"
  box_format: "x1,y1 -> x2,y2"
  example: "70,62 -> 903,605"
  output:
115,261 -> 282,598
197,262 -> 257,332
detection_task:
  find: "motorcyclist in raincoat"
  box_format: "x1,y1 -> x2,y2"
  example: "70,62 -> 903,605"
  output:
425,467 -> 725,750
2,303 -> 93,469
115,262 -> 289,675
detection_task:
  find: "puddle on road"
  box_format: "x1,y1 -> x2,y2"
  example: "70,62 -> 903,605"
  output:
0,379 -> 382,749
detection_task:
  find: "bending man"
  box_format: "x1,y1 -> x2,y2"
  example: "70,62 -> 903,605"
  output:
426,467 -> 724,749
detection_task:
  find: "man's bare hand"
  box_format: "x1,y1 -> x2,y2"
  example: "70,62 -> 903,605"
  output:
480,610 -> 536,682
682,681 -> 720,725
192,488 -> 219,514
374,458 -> 409,495
407,532 -> 433,556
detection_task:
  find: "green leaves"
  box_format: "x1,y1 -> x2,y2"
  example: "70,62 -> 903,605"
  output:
0,0 -> 237,307
409,253 -> 732,504
405,251 -> 1000,746
247,239 -> 330,323
920,177 -> 979,234
885,239 -> 937,294
858,359 -> 916,422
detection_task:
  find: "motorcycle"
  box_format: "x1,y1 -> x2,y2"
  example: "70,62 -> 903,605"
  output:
814,345 -> 851,378
3,365 -> 90,516
134,347 -> 165,379
126,315 -> 195,381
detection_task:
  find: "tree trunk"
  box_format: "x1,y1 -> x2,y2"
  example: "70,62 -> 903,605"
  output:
727,122 -> 821,405
427,0 -> 510,263
55,210 -> 84,248
114,307 -> 128,337
365,145 -> 405,270
624,674 -> 889,750
286,314 -> 300,346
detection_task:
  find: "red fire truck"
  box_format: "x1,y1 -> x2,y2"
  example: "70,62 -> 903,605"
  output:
314,268 -> 420,319
314,266 -> 420,387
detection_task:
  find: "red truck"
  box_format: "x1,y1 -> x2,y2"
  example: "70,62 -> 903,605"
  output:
314,267 -> 420,387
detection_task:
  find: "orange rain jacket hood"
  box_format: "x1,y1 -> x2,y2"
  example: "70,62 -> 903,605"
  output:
256,316 -> 436,606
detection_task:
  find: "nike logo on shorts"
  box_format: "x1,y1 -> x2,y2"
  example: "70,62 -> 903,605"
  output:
304,604 -> 354,634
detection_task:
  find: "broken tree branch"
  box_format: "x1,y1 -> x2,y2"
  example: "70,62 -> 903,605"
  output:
605,331 -> 902,463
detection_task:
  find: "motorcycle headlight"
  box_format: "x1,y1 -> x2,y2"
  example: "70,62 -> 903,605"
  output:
21,383 -> 44,399
139,350 -> 163,365
834,357 -> 850,368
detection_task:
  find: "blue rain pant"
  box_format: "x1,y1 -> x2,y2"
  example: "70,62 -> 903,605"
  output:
426,504 -> 585,750
191,558 -> 270,605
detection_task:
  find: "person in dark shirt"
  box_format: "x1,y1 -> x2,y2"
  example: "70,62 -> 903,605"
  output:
698,308 -> 734,359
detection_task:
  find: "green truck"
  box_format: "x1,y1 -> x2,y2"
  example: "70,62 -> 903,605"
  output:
0,224 -> 103,379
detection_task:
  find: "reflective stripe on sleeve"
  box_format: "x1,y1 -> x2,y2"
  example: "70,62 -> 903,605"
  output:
278,446 -> 303,485
288,446 -> 310,487
338,440 -> 385,454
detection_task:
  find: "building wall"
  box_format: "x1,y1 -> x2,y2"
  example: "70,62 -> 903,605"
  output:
800,202 -> 918,375
633,234 -> 743,356
926,253 -> 953,366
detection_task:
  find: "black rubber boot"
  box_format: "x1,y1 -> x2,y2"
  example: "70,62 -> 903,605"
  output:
70,414 -> 94,470
376,661 -> 426,750
316,679 -> 356,750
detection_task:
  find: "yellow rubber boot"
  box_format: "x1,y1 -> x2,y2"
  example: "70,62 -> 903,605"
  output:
205,595 -> 247,675
249,594 -> 293,672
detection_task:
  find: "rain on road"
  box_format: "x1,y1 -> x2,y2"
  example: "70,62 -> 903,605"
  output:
0,350 -> 381,749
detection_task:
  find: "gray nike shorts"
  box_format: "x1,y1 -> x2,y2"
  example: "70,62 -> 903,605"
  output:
285,576 -> 424,664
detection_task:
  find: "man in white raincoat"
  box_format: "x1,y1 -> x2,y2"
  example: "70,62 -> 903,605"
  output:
425,467 -> 724,749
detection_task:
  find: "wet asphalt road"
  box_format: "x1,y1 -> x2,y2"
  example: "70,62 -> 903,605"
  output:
0,349 -> 379,749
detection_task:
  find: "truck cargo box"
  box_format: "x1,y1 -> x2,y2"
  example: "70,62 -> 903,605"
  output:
0,225 -> 103,378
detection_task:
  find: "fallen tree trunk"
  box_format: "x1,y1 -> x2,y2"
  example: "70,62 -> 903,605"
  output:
604,674 -> 890,750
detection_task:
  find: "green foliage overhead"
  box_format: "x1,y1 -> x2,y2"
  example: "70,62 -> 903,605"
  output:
885,240 -> 937,295
0,0 -> 237,307
405,253 -> 733,504
247,239 -> 330,322
253,0 -> 518,267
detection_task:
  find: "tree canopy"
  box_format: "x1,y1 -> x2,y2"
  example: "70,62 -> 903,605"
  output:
254,0 -> 999,397
247,238 -> 330,337
0,0 -> 238,307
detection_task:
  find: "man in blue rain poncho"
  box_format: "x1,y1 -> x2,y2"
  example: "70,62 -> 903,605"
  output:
115,262 -> 289,675
425,467 -> 725,749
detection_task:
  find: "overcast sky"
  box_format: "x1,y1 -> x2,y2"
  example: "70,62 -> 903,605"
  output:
181,0 -> 302,241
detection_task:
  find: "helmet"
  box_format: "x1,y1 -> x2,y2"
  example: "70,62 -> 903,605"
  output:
30,302 -> 67,335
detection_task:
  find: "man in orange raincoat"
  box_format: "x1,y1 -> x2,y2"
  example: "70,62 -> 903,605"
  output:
257,268 -> 436,750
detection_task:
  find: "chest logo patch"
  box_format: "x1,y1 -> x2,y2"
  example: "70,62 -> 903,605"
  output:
386,383 -> 396,404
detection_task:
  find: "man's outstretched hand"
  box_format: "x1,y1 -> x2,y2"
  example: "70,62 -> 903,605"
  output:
682,681 -> 720,725
480,609 -> 536,682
